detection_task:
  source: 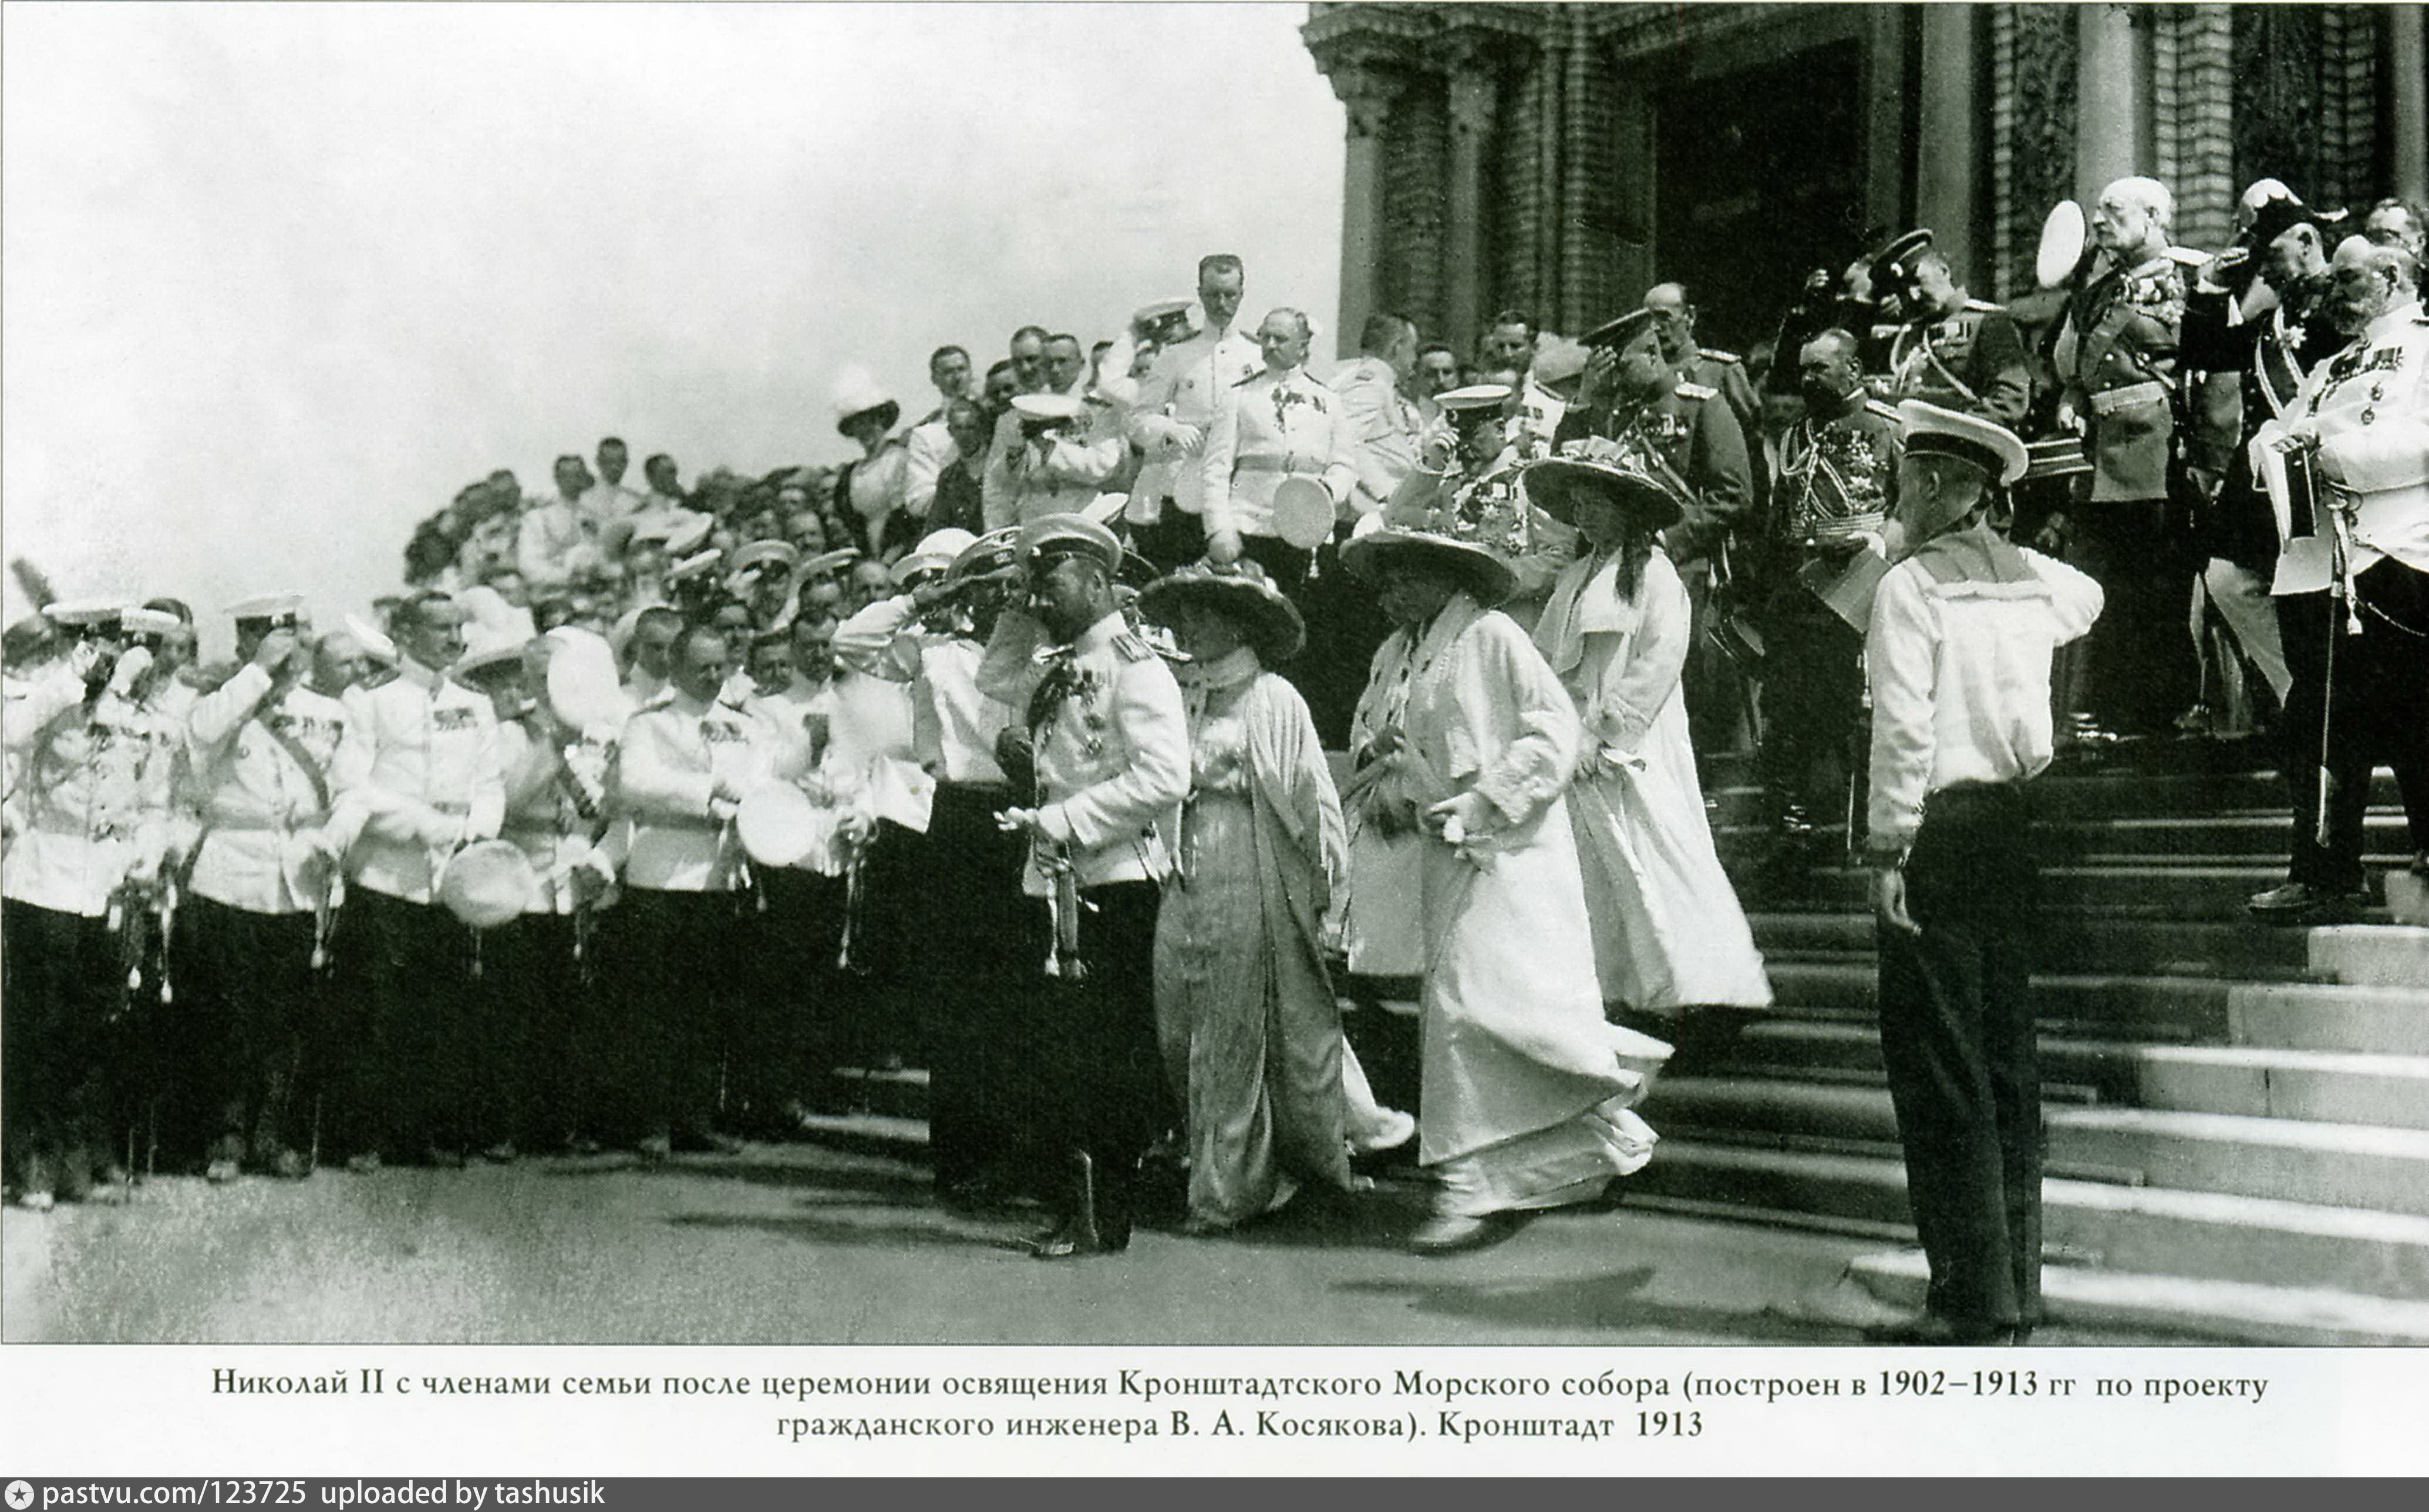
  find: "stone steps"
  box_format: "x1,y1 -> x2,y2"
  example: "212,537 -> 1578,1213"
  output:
2310,925 -> 2429,988
1747,912 -> 2319,979
1646,1076 -> 2429,1217
1725,1019 -> 2429,1130
1626,1140 -> 2429,1301
1844,1248 -> 2429,1347
1743,861 -> 2400,920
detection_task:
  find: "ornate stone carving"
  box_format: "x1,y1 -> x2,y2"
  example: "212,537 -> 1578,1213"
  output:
2234,5 -> 2326,195
1325,60 -> 1406,140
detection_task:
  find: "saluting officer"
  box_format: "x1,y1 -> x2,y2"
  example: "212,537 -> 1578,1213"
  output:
179,594 -> 366,1181
979,514 -> 1191,1259
338,590 -> 505,1168
1559,307 -> 1757,755
2050,175 -> 2196,741
1865,402 -> 2104,1344
1871,230 -> 2033,429
2,603 -> 179,1207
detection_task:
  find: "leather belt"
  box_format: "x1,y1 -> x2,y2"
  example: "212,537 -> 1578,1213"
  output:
2087,379 -> 2169,416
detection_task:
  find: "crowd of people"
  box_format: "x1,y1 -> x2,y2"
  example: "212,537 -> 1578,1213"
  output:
5,174 -> 2424,1326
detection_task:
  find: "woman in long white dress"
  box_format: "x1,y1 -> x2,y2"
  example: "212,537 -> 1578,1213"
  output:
1338,517 -> 1671,1252
1526,447 -> 1773,1020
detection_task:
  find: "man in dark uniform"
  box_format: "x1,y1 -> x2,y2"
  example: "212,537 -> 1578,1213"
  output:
1865,402 -> 2104,1345
979,514 -> 1190,1260
1756,329 -> 1901,844
1559,308 -> 1756,758
2050,175 -> 2196,742
2184,198 -> 2340,804
1871,232 -> 2034,429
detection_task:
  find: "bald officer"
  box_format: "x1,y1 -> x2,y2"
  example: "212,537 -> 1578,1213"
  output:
979,514 -> 1190,1259
1201,307 -> 1359,587
1865,403 -> 2103,1345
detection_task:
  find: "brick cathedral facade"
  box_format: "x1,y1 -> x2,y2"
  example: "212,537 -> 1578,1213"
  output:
1302,3 -> 2429,358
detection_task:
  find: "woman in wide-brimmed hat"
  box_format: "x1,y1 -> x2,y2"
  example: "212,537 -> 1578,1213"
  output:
1136,563 -> 1411,1231
1336,514 -> 1668,1254
1528,441 -> 1773,1026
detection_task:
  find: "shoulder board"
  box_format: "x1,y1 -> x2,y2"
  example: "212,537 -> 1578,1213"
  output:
1675,379 -> 1719,402
1869,323 -> 1904,342
1696,346 -> 1742,366
1111,631 -> 1158,664
1864,398 -> 1901,422
1962,298 -> 2004,314
1301,369 -> 1334,390
1232,371 -> 1263,388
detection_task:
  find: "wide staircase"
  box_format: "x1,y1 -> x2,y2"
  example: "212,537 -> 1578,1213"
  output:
1647,746 -> 2429,1344
793,743 -> 2428,1343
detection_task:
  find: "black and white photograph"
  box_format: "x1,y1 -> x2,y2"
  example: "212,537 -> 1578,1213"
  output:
4,0 -> 2428,1478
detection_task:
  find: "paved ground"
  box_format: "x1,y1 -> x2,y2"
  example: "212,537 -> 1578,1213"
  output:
4,1140 -> 2189,1346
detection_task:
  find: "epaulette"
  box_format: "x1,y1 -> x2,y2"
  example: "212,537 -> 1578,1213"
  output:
1696,346 -> 1743,366
1301,369 -> 1334,390
1232,369 -> 1264,388
1675,379 -> 1719,402
1111,630 -> 1160,664
1962,298 -> 2004,314
1864,397 -> 1901,423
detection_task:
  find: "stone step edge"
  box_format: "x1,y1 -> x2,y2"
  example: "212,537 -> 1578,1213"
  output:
1656,1138 -> 2429,1245
1655,1076 -> 2429,1160
1845,1248 -> 2429,1346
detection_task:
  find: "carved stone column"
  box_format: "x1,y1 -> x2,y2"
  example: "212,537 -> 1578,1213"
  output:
1330,63 -> 1403,363
2076,3 -> 2149,200
1916,5 -> 1980,286
1444,58 -> 1498,356
2394,6 -> 2427,204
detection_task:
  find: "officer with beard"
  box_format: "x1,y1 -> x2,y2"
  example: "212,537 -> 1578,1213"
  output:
978,514 -> 1189,1258
1757,329 -> 1901,847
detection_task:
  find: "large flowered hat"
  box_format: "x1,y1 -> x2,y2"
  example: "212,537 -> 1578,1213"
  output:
1521,435 -> 1689,531
1136,560 -> 1306,665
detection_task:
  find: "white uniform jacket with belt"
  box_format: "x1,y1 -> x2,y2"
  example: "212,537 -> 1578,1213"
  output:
2251,298 -> 2429,594
978,607 -> 1189,895
615,688 -> 770,893
1,668 -> 179,917
1126,327 -> 1263,521
184,664 -> 368,915
1201,364 -> 1359,541
341,659 -> 506,905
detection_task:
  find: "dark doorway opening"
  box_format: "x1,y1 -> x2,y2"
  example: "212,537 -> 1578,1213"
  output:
1653,38 -> 1868,355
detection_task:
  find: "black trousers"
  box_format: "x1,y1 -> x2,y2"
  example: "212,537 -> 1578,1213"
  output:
919,782 -> 1036,1188
599,887 -> 744,1143
2067,497 -> 2200,735
1875,783 -> 2043,1333
1,899 -> 119,1194
1756,582 -> 1866,817
344,889 -> 483,1161
177,895 -> 319,1169
753,867 -> 847,1112
1294,531 -> 1393,750
1027,880 -> 1163,1245
2275,563 -> 2429,887
1130,504 -> 1207,574
483,911 -> 586,1149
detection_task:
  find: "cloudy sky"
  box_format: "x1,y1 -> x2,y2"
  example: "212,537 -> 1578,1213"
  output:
2,1 -> 1343,646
